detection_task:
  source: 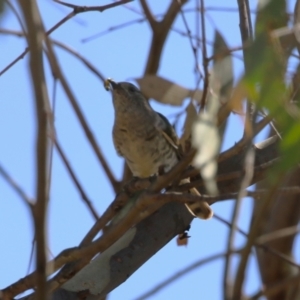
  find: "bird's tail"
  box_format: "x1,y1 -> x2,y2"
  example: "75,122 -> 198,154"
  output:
180,178 -> 213,220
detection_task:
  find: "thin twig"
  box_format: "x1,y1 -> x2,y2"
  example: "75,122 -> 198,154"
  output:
250,273 -> 300,300
54,0 -> 132,12
232,175 -> 284,300
0,29 -> 106,83
52,40 -> 106,81
54,140 -> 99,220
214,214 -> 300,270
44,35 -> 120,192
218,115 -> 273,163
199,0 -> 209,111
82,17 -> 148,42
5,0 -> 27,35
256,225 -> 300,245
133,250 -> 241,300
0,0 -> 132,76
0,164 -> 33,208
224,147 -> 255,300
178,1 -> 204,100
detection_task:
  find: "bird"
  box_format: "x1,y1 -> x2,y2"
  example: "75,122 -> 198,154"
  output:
106,79 -> 213,220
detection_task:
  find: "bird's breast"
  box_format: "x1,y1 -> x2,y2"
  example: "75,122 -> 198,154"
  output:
113,122 -> 178,178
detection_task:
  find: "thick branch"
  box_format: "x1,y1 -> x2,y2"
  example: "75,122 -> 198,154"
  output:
19,1 -> 50,299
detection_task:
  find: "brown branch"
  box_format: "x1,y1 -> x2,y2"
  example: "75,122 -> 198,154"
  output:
236,0 -> 254,144
214,214 -> 300,270
232,175 -> 284,300
19,1 -> 50,299
224,146 -> 255,300
199,0 -> 209,111
55,140 -> 99,220
143,0 -> 188,74
43,37 -> 120,193
255,167 -> 300,300
139,0 -> 156,29
2,134 -> 281,299
182,136 -> 279,193
256,225 -> 300,245
177,3 -> 203,102
5,0 -> 27,35
0,29 -> 116,196
0,29 -> 106,83
54,0 -> 133,13
133,250 -> 242,300
0,0 -> 131,76
52,40 -> 106,82
8,183 -> 300,299
0,163 -> 33,208
218,115 -> 273,163
81,16 -> 148,42
250,273 -> 300,300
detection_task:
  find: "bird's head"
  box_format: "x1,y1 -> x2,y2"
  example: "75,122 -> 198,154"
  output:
105,79 -> 149,111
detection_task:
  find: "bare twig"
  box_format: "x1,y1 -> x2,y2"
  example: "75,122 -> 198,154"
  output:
0,29 -> 106,83
232,175 -> 284,300
55,140 -> 99,220
218,116 -> 273,163
224,147 -> 255,300
54,0 -> 132,13
256,225 -> 300,245
199,0 -> 209,111
0,163 -> 33,208
5,0 -> 27,35
250,273 -> 300,300
82,17 -> 147,42
43,35 -> 120,193
53,40 -> 106,81
214,214 -> 300,270
177,2 -> 203,100
133,250 -> 241,300
0,0 -> 132,76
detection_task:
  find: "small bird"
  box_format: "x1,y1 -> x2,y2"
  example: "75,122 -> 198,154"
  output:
106,79 -> 213,220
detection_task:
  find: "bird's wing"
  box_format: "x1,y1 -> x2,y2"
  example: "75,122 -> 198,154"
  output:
156,112 -> 182,158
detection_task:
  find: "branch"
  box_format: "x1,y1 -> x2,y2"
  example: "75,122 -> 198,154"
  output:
54,140 -> 99,220
0,28 -> 118,193
3,135 -> 281,299
250,273 -> 300,300
199,0 -> 209,111
139,0 -> 156,29
254,167 -> 300,300
134,250 -> 241,300
0,163 -> 33,208
232,175 -> 284,300
19,1 -> 50,298
0,0 -> 131,76
45,38 -> 120,193
143,0 -> 188,74
54,0 -> 133,13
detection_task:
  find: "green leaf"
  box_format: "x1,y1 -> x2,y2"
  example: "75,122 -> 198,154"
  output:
242,0 -> 300,175
255,0 -> 287,36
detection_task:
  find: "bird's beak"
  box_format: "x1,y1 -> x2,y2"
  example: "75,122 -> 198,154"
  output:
104,78 -> 119,91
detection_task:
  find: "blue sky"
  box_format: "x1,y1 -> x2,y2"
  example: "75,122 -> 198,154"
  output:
0,1 -> 298,299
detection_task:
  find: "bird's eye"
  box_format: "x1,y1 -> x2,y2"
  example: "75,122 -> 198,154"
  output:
128,86 -> 136,93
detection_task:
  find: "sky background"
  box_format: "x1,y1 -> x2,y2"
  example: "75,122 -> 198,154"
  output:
0,0 -> 299,299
